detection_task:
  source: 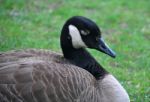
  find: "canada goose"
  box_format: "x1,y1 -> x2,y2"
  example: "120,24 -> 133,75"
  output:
0,16 -> 130,102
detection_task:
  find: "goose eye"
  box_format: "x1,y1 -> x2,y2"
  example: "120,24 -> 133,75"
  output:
96,36 -> 100,41
81,30 -> 90,36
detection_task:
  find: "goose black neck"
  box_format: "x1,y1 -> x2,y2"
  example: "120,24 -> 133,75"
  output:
61,34 -> 108,79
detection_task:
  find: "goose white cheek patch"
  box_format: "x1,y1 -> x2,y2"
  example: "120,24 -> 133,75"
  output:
68,25 -> 87,49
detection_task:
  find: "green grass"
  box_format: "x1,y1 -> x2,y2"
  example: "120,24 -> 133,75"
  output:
0,0 -> 150,101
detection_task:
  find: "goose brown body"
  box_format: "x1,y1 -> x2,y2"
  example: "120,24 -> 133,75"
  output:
0,49 -> 102,102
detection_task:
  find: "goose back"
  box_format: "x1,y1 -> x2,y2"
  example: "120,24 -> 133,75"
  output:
0,49 -> 102,102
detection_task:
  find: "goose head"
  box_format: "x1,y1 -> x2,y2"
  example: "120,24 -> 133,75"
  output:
61,16 -> 116,58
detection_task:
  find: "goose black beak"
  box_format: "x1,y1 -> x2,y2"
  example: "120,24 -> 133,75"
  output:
97,38 -> 116,58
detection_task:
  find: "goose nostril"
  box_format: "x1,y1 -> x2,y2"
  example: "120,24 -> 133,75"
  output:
101,44 -> 106,49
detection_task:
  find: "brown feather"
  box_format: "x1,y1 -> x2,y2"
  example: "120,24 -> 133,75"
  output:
0,49 -> 98,102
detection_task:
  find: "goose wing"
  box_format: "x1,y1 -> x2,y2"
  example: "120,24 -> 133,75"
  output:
0,49 -> 98,102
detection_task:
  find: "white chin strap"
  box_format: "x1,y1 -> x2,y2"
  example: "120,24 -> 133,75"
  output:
68,25 -> 87,49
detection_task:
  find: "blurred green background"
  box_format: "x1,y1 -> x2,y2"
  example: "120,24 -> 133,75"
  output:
0,0 -> 150,101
